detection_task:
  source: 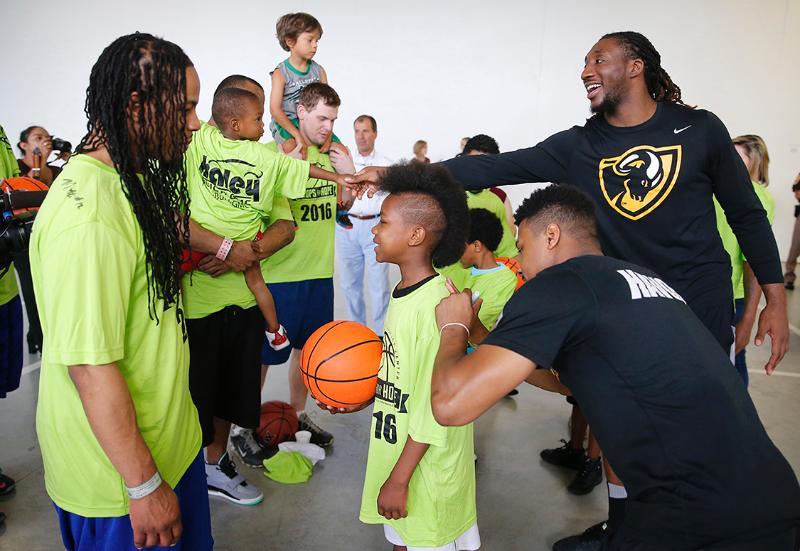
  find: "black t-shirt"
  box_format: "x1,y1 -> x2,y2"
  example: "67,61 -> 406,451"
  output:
484,255 -> 800,547
442,103 -> 782,308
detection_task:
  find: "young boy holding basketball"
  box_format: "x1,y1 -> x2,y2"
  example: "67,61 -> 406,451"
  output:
320,163 -> 480,550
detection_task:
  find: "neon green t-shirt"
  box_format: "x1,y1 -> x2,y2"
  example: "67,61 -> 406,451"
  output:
714,181 -> 775,300
466,190 -> 518,258
0,124 -> 20,306
261,143 -> 337,283
466,263 -> 518,331
437,194 -> 519,288
182,123 -> 310,319
360,275 -> 476,547
29,155 -> 201,517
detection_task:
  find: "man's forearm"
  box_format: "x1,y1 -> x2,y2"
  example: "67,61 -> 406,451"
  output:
762,282 -> 787,309
253,220 -> 295,260
742,263 -> 762,322
431,327 -> 470,412
69,363 -> 158,487
178,216 -> 223,255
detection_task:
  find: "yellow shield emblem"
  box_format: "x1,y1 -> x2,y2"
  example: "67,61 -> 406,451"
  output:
598,145 -> 682,220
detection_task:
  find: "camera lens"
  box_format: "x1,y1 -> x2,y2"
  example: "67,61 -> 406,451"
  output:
51,138 -> 72,153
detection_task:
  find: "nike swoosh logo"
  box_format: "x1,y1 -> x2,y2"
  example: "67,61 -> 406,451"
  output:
673,125 -> 692,134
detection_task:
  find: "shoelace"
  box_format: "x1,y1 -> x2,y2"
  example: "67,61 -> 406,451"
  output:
577,459 -> 600,479
240,431 -> 263,455
300,414 -> 324,434
217,454 -> 246,485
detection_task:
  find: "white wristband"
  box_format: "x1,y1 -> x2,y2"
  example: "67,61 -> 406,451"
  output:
216,237 -> 234,261
439,322 -> 470,338
126,471 -> 162,500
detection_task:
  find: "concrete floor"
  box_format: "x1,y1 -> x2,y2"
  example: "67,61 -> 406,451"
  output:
2,274 -> 800,551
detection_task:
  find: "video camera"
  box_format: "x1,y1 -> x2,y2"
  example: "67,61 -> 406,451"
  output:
0,178 -> 48,276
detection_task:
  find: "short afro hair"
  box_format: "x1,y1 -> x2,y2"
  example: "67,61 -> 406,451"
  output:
214,74 -> 263,97
515,184 -> 598,240
463,134 -> 499,155
379,162 -> 469,268
467,208 -> 503,252
212,87 -> 260,131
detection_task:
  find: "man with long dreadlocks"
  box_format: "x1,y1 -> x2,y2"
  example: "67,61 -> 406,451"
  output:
348,31 -> 791,550
29,33 -> 214,549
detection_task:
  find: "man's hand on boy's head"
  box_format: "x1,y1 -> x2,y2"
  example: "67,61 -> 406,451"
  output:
436,279 -> 481,331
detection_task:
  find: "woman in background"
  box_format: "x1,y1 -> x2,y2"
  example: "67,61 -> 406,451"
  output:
412,139 -> 430,164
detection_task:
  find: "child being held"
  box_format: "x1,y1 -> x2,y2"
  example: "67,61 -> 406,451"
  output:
320,163 -> 481,550
269,12 -> 343,158
185,86 -> 347,349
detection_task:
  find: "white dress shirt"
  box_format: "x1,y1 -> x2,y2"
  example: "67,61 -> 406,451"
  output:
349,148 -> 393,216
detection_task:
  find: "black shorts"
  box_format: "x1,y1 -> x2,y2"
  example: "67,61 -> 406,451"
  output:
187,305 -> 264,447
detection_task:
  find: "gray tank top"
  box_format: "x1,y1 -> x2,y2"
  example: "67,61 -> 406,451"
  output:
273,59 -> 323,120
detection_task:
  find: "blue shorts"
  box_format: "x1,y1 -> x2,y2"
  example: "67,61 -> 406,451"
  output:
0,296 -> 23,399
55,452 -> 213,551
261,278 -> 334,365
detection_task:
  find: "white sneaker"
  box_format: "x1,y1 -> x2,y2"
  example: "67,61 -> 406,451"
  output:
266,325 -> 290,351
205,452 -> 263,506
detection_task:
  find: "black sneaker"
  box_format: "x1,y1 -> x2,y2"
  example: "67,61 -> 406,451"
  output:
0,472 -> 15,497
336,210 -> 353,229
540,440 -> 585,470
786,281 -> 795,290
552,520 -> 610,551
298,412 -> 334,447
567,457 -> 603,495
231,429 -> 278,468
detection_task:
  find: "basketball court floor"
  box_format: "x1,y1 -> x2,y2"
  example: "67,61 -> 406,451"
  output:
2,268 -> 800,550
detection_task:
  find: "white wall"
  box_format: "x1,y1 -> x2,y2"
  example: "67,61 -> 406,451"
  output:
4,0 -> 799,255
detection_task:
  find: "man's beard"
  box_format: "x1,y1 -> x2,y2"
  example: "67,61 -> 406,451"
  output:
590,86 -> 622,117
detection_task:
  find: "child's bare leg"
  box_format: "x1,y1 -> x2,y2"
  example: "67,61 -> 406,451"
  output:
244,265 -> 280,332
281,137 -> 297,154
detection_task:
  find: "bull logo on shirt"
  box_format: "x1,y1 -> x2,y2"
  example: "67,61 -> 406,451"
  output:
598,145 -> 682,220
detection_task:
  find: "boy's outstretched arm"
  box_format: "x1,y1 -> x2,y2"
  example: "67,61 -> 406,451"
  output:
378,436 -> 429,520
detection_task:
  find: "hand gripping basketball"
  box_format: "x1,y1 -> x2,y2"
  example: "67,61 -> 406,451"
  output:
300,321 -> 383,410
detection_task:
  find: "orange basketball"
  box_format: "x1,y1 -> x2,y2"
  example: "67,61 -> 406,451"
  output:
300,321 -> 383,409
1,176 -> 48,217
257,401 -> 298,445
496,256 -> 526,291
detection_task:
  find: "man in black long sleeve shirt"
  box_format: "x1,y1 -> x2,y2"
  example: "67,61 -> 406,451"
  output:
350,32 -> 788,372
346,31 -> 791,551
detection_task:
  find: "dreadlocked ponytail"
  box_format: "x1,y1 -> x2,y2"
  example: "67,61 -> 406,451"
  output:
76,32 -> 193,322
602,31 -> 686,105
